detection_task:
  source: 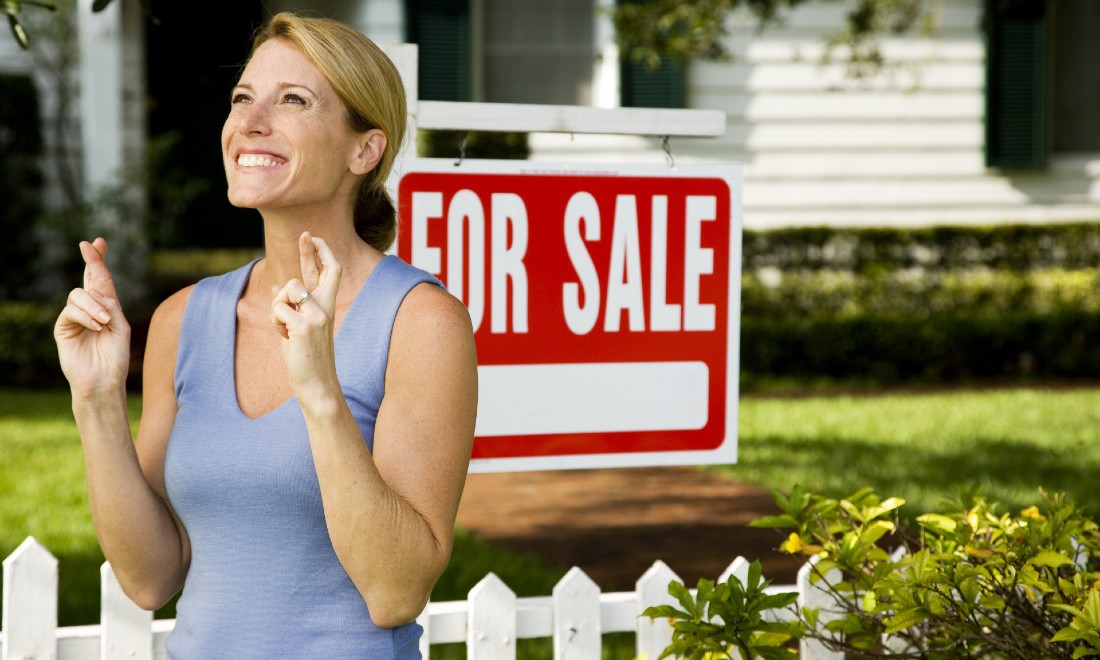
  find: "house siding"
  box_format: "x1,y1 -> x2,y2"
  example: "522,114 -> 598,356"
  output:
522,0 -> 1100,229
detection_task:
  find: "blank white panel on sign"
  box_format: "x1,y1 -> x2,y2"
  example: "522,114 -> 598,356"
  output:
475,362 -> 709,437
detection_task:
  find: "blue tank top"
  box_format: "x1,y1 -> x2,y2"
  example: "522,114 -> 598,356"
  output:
164,255 -> 440,659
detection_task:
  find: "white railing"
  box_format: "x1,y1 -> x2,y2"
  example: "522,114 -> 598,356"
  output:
1,535 -> 842,660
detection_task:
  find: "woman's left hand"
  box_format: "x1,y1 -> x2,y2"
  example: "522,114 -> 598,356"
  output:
271,232 -> 343,399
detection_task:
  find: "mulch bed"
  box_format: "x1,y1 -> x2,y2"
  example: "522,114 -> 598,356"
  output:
455,465 -> 805,593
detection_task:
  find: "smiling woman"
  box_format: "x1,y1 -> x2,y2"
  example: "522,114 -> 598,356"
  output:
53,11 -> 478,660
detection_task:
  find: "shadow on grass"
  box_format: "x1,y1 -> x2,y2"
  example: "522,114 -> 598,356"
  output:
733,435 -> 1098,525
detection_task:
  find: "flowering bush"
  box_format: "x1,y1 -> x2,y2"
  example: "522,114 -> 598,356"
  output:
644,485 -> 1100,658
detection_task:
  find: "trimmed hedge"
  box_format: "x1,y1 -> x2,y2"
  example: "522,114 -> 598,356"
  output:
744,222 -> 1100,273
741,268 -> 1100,318
0,302 -> 67,389
737,234 -> 1100,385
9,223 -> 1100,389
741,311 -> 1100,387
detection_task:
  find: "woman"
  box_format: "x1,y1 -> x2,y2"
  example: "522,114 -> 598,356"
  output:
53,12 -> 478,658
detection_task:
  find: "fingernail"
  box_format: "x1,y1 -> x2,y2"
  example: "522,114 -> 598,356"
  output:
97,311 -> 111,323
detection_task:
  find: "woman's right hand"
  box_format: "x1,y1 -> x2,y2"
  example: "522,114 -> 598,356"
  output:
54,238 -> 132,397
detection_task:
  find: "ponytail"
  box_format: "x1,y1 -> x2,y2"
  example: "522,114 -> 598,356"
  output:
353,181 -> 397,252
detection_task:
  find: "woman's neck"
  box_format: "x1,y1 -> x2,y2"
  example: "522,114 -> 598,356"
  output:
251,210 -> 381,301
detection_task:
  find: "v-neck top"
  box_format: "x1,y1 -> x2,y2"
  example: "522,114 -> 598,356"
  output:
163,254 -> 440,659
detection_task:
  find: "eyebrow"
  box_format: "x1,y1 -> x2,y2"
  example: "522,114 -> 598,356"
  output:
228,81 -> 319,101
231,81 -> 319,96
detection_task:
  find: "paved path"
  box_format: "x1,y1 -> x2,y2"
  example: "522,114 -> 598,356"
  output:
455,466 -> 804,592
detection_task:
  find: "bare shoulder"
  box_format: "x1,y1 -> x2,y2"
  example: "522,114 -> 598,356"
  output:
394,282 -> 475,340
141,283 -> 196,398
387,281 -> 477,390
147,284 -> 195,337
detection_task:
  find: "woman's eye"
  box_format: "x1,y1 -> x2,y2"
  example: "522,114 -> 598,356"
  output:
231,93 -> 251,105
283,93 -> 306,105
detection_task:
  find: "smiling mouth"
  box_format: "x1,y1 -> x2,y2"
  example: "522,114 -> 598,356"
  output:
237,154 -> 284,167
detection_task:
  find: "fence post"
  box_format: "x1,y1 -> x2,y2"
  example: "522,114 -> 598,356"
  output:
882,545 -> 912,654
718,556 -> 751,586
552,567 -> 601,659
416,602 -> 431,659
100,562 -> 152,660
635,560 -> 679,659
798,555 -> 844,660
2,536 -> 58,660
467,572 -> 516,660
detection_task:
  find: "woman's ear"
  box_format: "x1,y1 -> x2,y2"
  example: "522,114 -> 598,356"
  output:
350,129 -> 387,175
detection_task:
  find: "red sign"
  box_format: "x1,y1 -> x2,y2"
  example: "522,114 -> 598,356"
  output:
396,159 -> 742,472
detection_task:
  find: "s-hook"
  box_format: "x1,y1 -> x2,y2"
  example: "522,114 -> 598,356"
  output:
454,131 -> 469,167
661,135 -> 675,169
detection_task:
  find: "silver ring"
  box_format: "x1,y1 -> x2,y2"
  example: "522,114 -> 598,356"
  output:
294,290 -> 312,310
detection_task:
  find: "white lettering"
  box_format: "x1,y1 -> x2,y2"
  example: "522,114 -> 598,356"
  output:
447,189 -> 485,332
648,195 -> 680,331
411,192 -> 442,276
604,195 -> 645,332
684,195 -> 716,331
562,192 -> 601,335
491,193 -> 529,334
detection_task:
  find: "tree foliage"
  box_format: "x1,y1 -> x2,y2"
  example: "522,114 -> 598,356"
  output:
609,0 -> 943,75
5,0 -> 154,49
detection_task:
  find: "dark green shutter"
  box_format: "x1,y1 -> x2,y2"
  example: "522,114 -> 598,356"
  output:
616,0 -> 686,108
405,0 -> 470,102
620,57 -> 686,109
985,0 -> 1048,169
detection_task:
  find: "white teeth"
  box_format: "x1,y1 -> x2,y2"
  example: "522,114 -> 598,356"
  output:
237,154 -> 281,167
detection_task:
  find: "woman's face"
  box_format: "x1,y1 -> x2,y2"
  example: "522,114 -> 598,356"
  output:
221,38 -> 368,215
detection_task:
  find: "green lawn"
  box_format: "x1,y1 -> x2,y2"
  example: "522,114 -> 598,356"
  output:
724,385 -> 1100,521
3,384 -> 1099,640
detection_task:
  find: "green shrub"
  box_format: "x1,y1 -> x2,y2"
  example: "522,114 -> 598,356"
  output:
739,268 -> 1100,386
743,223 -> 1100,274
645,485 -> 1100,659
0,302 -> 66,388
417,129 -> 530,160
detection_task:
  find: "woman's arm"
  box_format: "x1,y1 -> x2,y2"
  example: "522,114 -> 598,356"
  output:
273,234 -> 477,628
307,283 -> 477,627
55,238 -> 191,610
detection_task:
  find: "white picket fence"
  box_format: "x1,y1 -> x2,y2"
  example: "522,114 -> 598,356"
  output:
1,535 -> 845,660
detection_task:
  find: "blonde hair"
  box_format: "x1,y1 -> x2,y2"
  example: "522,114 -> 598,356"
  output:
249,12 -> 407,251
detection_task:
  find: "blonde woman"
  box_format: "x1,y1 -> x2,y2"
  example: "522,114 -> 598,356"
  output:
54,12 -> 478,658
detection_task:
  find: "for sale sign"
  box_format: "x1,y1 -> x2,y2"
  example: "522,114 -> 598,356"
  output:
396,159 -> 742,472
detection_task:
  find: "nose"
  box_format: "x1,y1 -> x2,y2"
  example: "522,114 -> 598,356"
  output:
237,103 -> 272,136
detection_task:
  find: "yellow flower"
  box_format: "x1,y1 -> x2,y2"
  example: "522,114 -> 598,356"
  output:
781,532 -> 803,554
781,532 -> 823,555
1020,506 -> 1046,522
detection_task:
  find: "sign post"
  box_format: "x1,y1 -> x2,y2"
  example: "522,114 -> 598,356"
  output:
397,158 -> 742,472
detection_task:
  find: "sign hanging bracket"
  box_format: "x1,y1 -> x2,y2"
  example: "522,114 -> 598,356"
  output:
661,135 -> 675,169
454,131 -> 469,167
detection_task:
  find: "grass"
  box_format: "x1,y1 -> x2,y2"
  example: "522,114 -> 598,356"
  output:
725,384 -> 1100,522
4,383 -> 1100,656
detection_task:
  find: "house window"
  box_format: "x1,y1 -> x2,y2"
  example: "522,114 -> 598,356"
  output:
620,56 -> 685,109
481,0 -> 595,105
984,0 -> 1048,169
614,0 -> 686,109
406,0 -> 595,106
405,0 -> 472,101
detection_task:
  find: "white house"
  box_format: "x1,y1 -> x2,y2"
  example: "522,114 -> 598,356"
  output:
4,0 -> 1099,235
